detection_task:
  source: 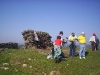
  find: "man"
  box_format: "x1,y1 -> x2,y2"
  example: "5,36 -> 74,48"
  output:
68,32 -> 77,57
78,32 -> 86,59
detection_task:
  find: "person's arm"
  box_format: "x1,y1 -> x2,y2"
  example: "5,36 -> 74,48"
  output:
53,40 -> 56,46
53,42 -> 55,46
61,42 -> 62,46
68,36 -> 72,42
75,35 -> 78,41
89,37 -> 92,42
77,36 -> 80,43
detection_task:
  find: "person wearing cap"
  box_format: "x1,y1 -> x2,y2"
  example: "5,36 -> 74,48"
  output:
68,32 -> 78,57
78,32 -> 86,59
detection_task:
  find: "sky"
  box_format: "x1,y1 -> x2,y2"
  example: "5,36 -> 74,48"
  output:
0,0 -> 100,45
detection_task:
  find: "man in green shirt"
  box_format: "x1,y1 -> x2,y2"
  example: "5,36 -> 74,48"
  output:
68,32 -> 78,57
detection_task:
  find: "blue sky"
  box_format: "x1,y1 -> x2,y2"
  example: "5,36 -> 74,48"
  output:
0,0 -> 100,45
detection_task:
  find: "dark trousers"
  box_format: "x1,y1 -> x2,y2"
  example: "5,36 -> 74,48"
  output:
95,43 -> 99,50
91,42 -> 96,51
69,44 -> 76,57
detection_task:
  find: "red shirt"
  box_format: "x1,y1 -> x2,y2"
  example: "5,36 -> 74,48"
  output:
54,39 -> 62,46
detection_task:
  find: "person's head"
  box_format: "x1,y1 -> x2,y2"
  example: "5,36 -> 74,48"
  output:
66,37 -> 68,39
93,33 -> 96,36
71,32 -> 75,37
57,36 -> 61,39
81,32 -> 85,36
59,31 -> 63,36
93,33 -> 98,38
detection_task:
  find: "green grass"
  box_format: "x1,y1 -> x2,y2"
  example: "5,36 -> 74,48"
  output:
0,48 -> 100,75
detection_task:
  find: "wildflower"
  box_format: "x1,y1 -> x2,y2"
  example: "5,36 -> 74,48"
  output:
4,67 -> 9,70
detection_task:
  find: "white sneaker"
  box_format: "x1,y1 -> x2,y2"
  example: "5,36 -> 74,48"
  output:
83,57 -> 86,59
79,57 -> 82,59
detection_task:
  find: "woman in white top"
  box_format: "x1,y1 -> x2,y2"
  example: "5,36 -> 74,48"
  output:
89,33 -> 99,51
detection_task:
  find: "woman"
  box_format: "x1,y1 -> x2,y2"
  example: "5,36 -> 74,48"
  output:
89,33 -> 99,51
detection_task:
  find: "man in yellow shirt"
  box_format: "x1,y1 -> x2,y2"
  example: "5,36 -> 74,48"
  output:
78,32 -> 86,59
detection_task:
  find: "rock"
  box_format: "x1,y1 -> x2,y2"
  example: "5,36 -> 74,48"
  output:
49,71 -> 60,75
21,29 -> 52,49
3,63 -> 9,66
28,58 -> 31,61
22,64 -> 27,67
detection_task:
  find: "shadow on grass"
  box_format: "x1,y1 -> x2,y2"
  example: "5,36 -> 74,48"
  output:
85,51 -> 89,56
75,51 -> 89,57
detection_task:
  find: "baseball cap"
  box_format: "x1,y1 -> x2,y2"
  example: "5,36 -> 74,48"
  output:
81,32 -> 85,34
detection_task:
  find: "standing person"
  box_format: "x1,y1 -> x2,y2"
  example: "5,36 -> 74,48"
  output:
59,31 -> 63,42
58,31 -> 66,58
89,33 -> 99,51
68,32 -> 77,57
95,38 -> 99,50
78,32 -> 86,59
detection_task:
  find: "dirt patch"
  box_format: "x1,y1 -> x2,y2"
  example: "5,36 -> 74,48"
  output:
37,49 -> 51,55
37,48 -> 70,57
49,71 -> 60,75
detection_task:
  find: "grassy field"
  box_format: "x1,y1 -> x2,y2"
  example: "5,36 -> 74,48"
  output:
0,47 -> 100,75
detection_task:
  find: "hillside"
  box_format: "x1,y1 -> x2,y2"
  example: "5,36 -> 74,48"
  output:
0,47 -> 100,75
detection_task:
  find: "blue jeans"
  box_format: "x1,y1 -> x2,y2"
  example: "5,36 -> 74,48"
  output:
69,44 -> 76,56
79,44 -> 86,57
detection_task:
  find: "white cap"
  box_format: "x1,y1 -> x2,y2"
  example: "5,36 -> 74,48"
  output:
81,32 -> 85,34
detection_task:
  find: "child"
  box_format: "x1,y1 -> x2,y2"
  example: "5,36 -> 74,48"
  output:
53,36 -> 62,47
53,36 -> 62,63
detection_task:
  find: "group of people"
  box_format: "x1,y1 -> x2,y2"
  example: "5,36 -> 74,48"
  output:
52,31 -> 99,61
